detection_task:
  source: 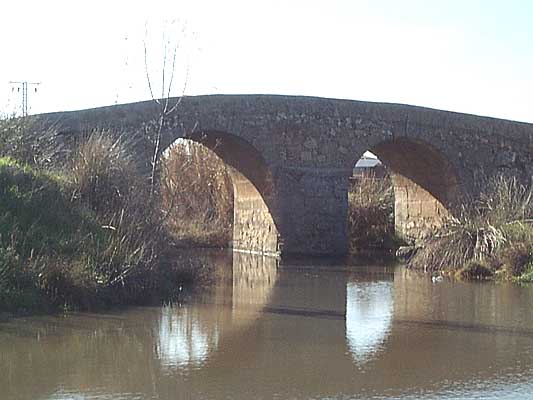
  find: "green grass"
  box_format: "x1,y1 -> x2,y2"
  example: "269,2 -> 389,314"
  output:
0,157 -> 102,257
0,137 -> 206,315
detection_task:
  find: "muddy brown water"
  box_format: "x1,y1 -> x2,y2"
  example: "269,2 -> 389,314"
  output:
2,250 -> 533,399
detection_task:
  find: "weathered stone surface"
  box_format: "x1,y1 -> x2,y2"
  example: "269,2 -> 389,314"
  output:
391,173 -> 450,243
33,94 -> 533,256
231,168 -> 278,256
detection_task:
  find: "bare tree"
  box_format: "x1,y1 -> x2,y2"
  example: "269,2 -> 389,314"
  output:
143,20 -> 190,200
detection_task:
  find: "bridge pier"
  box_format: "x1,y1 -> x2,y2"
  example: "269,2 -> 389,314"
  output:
276,167 -> 351,256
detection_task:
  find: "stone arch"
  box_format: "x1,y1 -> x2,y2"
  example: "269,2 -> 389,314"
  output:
169,130 -> 280,255
366,138 -> 463,242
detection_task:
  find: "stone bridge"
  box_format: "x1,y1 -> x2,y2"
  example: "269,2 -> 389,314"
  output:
35,95 -> 533,256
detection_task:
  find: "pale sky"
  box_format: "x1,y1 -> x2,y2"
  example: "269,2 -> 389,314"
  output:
1,0 -> 532,122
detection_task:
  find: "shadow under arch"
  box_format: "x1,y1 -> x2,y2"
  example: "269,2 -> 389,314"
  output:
369,138 -> 463,242
178,130 -> 280,255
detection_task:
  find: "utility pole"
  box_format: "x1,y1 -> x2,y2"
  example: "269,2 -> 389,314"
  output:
9,81 -> 40,116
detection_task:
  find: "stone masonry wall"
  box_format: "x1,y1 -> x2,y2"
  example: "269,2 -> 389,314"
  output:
392,174 -> 450,243
276,167 -> 351,255
230,168 -> 279,255
33,95 -> 533,256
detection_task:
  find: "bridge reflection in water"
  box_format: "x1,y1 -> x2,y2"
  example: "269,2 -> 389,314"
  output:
345,280 -> 394,365
3,251 -> 533,399
157,250 -> 279,372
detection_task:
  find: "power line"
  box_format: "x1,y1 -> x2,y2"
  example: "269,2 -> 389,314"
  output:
9,81 -> 41,116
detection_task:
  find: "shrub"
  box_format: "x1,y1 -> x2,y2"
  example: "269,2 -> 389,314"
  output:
0,125 -> 214,314
408,174 -> 532,275
68,132 -> 172,299
0,156 -> 106,311
516,261 -> 533,283
0,134 -> 171,312
347,172 -> 397,251
0,242 -> 57,313
456,260 -> 495,280
499,242 -> 533,276
160,140 -> 233,246
409,213 -> 506,272
480,175 -> 533,224
0,116 -> 58,167
0,157 -> 98,258
70,131 -> 140,214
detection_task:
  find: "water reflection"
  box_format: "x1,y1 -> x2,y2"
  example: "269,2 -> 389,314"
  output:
156,250 -> 278,372
3,253 -> 533,399
345,280 -> 393,365
158,307 -> 217,370
231,251 -> 278,309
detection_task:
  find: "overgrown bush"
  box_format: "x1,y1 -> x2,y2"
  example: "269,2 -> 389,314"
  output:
0,157 -> 101,312
408,211 -> 506,272
347,172 -> 397,252
0,246 -> 45,313
455,260 -> 495,280
67,131 -> 172,304
0,116 -> 58,167
480,175 -> 533,224
408,175 -> 533,278
70,131 -> 140,213
0,130 -> 206,314
499,242 -> 533,277
160,140 -> 233,247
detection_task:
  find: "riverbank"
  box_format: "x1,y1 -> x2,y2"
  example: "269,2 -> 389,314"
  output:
1,119 -> 531,315
0,138 -> 204,315
405,176 -> 533,282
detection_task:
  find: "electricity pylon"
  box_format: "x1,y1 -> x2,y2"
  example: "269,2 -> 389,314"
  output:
9,81 -> 41,116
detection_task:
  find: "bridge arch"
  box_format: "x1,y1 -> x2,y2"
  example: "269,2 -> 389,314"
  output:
352,138 -> 463,242
34,94 -> 533,255
164,130 -> 280,255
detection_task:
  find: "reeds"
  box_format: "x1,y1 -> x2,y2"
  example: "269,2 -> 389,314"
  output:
159,140 -> 233,247
347,172 -> 397,252
408,175 -> 533,278
0,123 -> 241,314
0,130 -> 208,313
70,131 -> 139,213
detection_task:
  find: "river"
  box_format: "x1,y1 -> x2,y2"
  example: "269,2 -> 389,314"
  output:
2,250 -> 533,399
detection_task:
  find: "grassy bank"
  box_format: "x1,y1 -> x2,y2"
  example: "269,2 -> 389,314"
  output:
0,127 -> 207,315
407,176 -> 533,281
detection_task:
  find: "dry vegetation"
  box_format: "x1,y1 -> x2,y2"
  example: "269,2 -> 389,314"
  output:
3,113 -> 531,316
408,175 -> 533,280
160,140 -> 233,247
0,122 -> 213,314
347,172 -> 398,253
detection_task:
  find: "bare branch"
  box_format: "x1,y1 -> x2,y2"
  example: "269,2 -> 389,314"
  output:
161,27 -> 167,100
167,64 -> 189,115
144,23 -> 159,105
